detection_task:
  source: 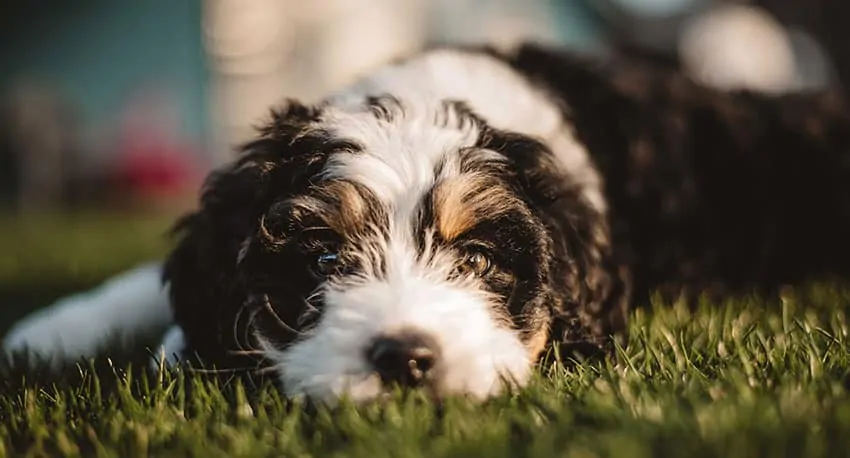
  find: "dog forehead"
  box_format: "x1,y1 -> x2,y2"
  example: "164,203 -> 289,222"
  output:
327,49 -> 564,140
318,101 -> 482,218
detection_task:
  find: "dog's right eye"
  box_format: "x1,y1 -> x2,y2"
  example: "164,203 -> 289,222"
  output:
297,227 -> 346,278
312,252 -> 341,277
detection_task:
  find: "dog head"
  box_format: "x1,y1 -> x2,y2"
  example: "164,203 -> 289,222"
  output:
165,50 -> 630,402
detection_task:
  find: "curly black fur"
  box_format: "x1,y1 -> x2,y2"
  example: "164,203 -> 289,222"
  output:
510,44 -> 850,304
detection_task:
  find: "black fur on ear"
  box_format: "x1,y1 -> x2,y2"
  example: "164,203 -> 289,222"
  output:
162,100 -> 333,368
481,129 -> 632,360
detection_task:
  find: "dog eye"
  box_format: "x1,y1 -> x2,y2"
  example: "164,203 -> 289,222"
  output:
458,251 -> 491,277
312,252 -> 341,277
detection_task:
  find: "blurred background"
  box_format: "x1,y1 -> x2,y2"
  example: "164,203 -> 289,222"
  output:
1,0 -> 848,334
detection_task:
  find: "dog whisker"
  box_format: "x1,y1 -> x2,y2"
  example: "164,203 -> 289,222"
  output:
188,367 -> 257,375
227,349 -> 267,357
296,290 -> 323,328
251,365 -> 282,376
232,299 -> 266,358
232,301 -> 249,354
262,294 -> 303,337
303,290 -> 322,314
187,358 -> 273,376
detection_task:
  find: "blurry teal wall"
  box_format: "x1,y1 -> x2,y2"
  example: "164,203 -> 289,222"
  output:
0,1 -> 209,145
550,0 -> 604,52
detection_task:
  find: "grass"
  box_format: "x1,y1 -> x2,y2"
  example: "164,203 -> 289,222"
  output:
1,214 -> 850,457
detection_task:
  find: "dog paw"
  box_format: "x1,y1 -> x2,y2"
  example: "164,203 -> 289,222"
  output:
2,295 -> 108,367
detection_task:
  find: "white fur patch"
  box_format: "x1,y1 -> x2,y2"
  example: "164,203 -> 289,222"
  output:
3,263 -> 172,367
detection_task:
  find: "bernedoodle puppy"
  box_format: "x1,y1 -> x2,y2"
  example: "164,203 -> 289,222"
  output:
5,43 -> 850,402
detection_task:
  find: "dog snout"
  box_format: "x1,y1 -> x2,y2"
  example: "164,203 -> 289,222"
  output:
366,330 -> 440,388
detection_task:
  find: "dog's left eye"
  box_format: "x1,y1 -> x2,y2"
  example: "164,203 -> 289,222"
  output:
458,251 -> 491,277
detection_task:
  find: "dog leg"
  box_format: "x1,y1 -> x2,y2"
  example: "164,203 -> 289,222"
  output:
3,263 -> 173,368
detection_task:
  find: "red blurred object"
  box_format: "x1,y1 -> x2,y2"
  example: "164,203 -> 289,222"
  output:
108,87 -> 205,206
113,133 -> 201,200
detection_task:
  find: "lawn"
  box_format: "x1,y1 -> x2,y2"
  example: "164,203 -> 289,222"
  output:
1,213 -> 849,457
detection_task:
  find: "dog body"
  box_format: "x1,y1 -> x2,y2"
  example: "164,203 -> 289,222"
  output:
5,44 -> 850,402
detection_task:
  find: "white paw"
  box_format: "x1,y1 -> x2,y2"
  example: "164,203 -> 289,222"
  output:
3,291 -> 112,366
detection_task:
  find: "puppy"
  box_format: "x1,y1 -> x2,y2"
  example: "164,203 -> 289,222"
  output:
5,44 -> 850,402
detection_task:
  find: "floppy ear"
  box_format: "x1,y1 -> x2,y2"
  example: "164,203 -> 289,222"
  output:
495,132 -> 632,359
163,101 -> 325,365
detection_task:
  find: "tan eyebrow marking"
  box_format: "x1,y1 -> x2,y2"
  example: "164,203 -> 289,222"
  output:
309,180 -> 386,237
433,174 -> 515,241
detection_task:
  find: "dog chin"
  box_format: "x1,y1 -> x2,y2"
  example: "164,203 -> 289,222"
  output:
255,273 -> 534,403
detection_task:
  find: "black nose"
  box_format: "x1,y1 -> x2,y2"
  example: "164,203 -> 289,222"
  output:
367,331 -> 439,388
